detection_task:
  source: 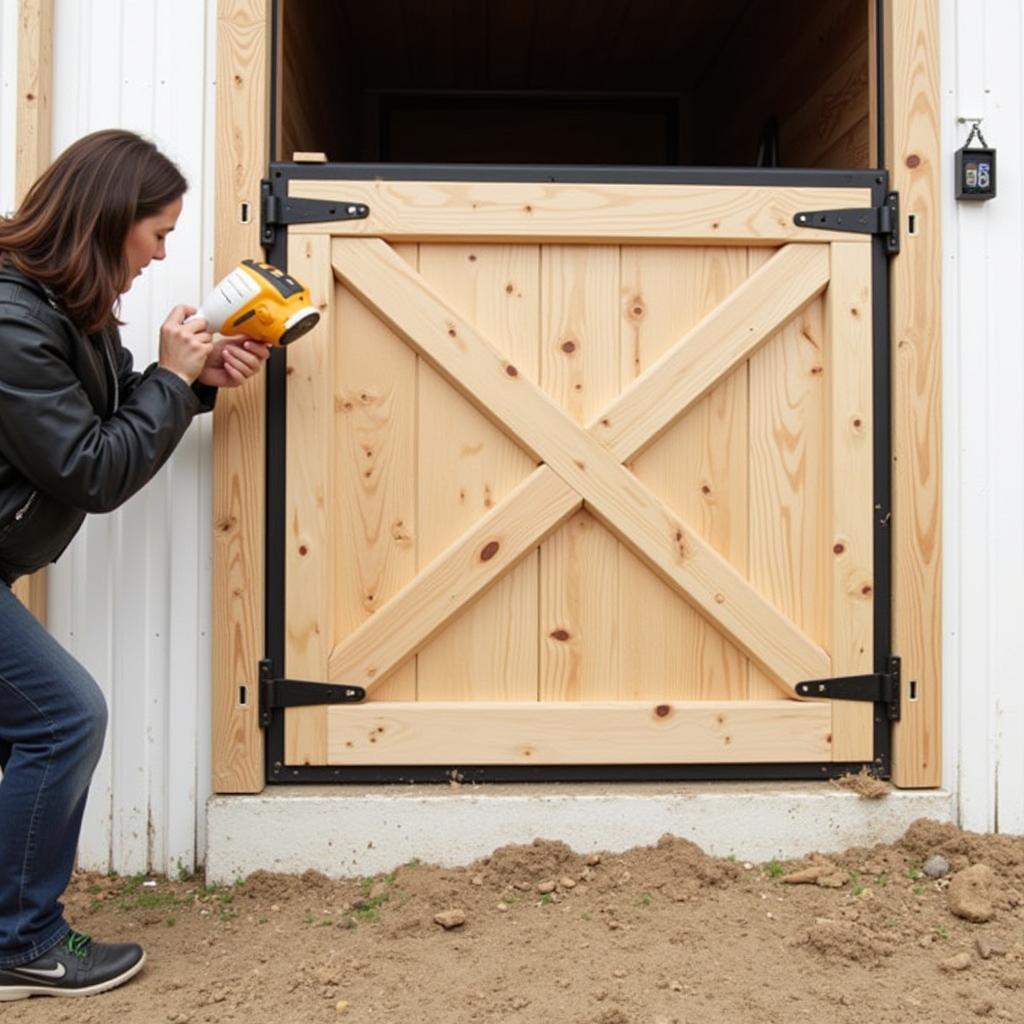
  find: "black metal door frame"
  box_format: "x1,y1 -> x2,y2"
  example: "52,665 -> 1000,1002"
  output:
258,161 -> 894,785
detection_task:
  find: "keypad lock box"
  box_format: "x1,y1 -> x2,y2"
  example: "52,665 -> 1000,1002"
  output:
956,146 -> 997,200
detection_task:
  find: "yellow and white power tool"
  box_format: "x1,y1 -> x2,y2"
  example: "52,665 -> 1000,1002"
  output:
188,259 -> 320,346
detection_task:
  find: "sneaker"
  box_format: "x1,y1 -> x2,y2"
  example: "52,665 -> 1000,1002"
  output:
0,930 -> 145,1000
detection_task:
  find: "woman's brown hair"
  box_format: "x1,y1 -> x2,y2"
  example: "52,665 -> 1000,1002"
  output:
0,129 -> 187,333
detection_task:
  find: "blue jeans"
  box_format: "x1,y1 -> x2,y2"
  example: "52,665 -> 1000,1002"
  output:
0,581 -> 108,968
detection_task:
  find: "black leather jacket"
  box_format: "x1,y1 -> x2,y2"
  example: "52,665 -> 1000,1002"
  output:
0,263 -> 215,583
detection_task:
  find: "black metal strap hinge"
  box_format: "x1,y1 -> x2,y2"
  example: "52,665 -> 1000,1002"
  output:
794,191 -> 900,255
259,659 -> 365,728
795,655 -> 901,721
260,179 -> 370,249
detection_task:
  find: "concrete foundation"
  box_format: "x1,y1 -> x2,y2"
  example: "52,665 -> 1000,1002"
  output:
205,782 -> 954,883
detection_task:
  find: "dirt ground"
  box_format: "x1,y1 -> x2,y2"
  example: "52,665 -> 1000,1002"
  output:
7,814 -> 1024,1024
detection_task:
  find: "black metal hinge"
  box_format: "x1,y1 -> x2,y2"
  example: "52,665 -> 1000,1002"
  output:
258,659 -> 365,728
795,655 -> 901,721
794,191 -> 900,255
260,179 -> 370,249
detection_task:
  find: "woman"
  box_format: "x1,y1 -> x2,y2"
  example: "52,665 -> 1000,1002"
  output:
0,129 -> 268,1001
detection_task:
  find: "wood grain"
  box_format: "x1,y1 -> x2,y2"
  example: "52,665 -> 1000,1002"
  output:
539,246 -> 622,700
325,701 -> 833,765
826,242 -> 875,760
289,179 -> 872,246
328,238 -> 830,690
886,0 -> 942,786
11,0 -> 53,625
416,244 -> 541,701
212,0 -> 270,793
620,246 -> 750,700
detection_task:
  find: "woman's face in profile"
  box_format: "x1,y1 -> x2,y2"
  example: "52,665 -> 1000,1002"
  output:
122,196 -> 182,291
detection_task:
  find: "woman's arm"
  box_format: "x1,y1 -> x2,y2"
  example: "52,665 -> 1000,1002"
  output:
0,310 -> 202,513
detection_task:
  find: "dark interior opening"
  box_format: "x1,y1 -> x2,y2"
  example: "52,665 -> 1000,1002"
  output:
278,0 -> 876,169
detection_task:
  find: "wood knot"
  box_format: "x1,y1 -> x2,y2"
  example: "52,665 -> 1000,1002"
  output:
550,629 -> 571,642
861,583 -> 873,597
505,364 -> 519,377
654,704 -> 671,718
468,253 -> 477,262
833,542 -> 846,555
298,544 -> 309,557
561,340 -> 576,354
480,540 -> 500,561
906,154 -> 921,169
700,484 -> 712,496
600,418 -> 611,427
505,283 -> 514,294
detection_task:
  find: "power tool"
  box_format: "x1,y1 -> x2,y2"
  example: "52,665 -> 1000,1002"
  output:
188,259 -> 320,346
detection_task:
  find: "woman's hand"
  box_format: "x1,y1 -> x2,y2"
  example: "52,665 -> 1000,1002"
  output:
196,336 -> 271,388
158,305 -> 214,384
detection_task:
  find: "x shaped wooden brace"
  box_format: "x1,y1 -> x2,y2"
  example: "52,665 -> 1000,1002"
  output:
324,238 -> 833,695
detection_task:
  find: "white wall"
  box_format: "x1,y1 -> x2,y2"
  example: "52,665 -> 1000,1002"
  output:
941,0 -> 1024,835
0,0 -> 1021,876
44,0 -> 220,875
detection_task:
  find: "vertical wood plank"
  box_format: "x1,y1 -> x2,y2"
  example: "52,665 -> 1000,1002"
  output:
416,243 -> 540,701
619,246 -> 749,700
539,246 -> 620,700
748,250 -> 829,699
333,241 -> 418,702
283,233 -> 331,764
11,0 -> 52,625
827,242 -> 875,760
886,0 -> 942,786
212,0 -> 270,793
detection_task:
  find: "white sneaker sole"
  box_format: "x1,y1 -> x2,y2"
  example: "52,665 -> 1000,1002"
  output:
0,951 -> 146,1000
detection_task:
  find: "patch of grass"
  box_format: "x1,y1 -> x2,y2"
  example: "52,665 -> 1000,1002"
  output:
935,926 -> 949,941
539,893 -> 554,906
766,859 -> 784,879
637,894 -> 652,907
907,864 -> 923,881
875,874 -> 889,888
912,884 -> 925,896
165,916 -> 176,928
581,912 -> 591,922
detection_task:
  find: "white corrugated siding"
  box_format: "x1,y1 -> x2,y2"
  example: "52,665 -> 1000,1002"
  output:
941,0 -> 1024,834
0,0 -> 1021,876
43,0 -> 218,874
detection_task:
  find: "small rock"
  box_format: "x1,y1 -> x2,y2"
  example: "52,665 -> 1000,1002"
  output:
497,902 -> 509,912
586,853 -> 602,866
433,909 -> 466,930
470,874 -> 484,886
988,939 -> 1009,957
781,865 -> 832,885
978,938 -> 994,960
513,881 -> 532,892
949,865 -> 996,923
924,854 -> 951,878
337,916 -> 357,930
335,1000 -> 349,1014
560,876 -> 577,890
941,952 -> 972,971
537,880 -> 556,894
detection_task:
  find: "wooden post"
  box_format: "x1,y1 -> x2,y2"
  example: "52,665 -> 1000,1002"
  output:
212,0 -> 271,793
11,0 -> 53,625
885,0 -> 942,786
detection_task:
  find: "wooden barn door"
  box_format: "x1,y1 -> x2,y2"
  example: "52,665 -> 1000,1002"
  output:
269,169 -> 889,776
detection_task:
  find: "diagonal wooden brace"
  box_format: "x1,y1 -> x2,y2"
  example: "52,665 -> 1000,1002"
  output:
327,238 -> 832,692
